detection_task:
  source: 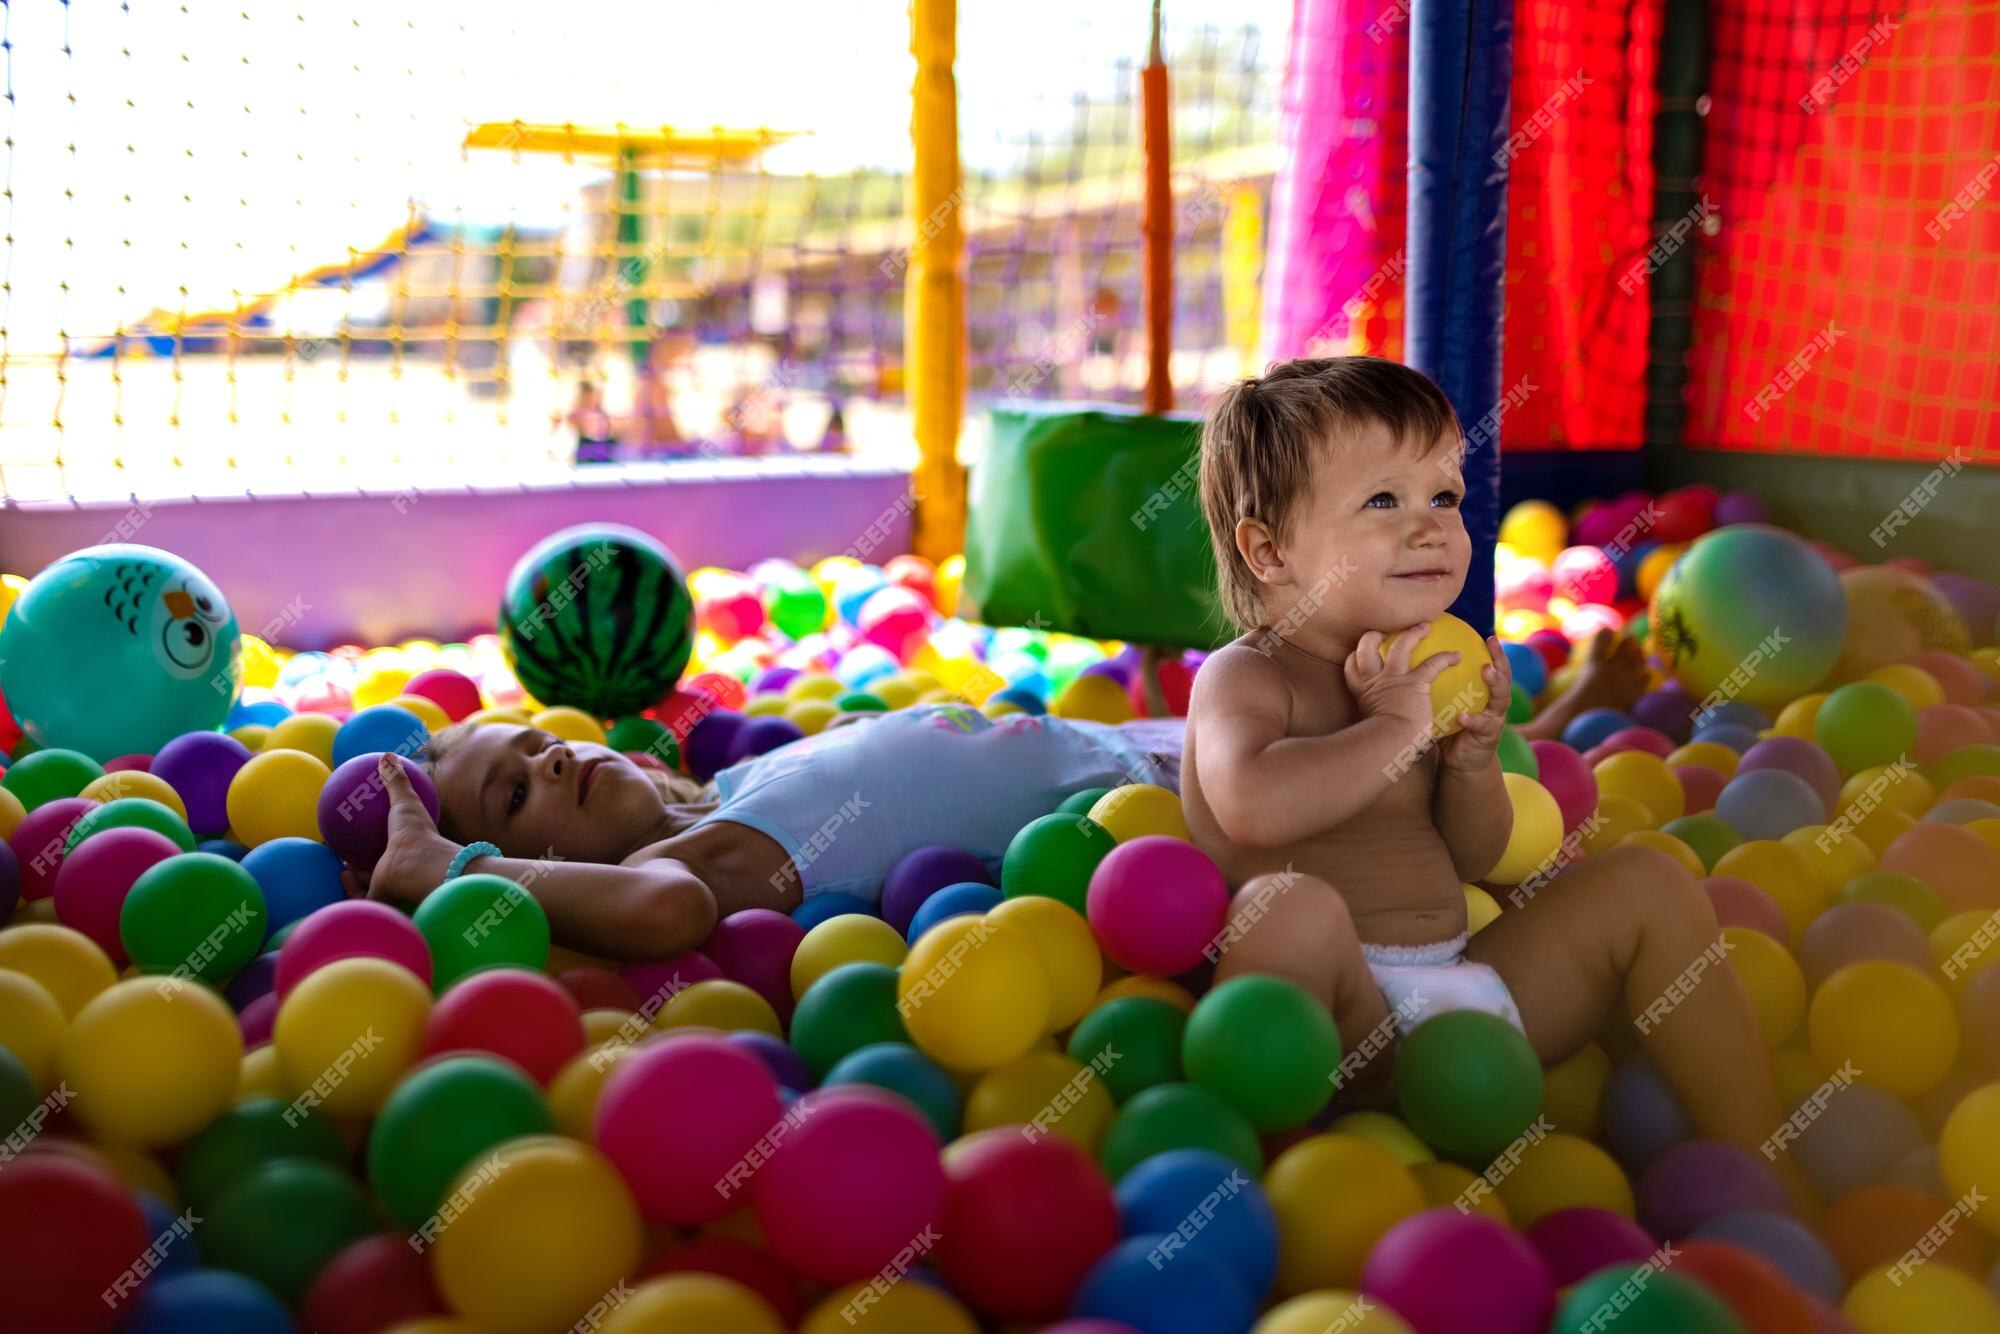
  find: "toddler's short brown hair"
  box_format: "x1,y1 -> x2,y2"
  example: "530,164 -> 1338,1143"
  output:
1199,356 -> 1459,628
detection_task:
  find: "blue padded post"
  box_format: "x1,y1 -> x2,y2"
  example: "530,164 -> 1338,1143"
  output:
1406,0 -> 1513,637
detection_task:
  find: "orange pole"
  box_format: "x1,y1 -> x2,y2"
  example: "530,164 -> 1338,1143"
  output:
1141,2 -> 1173,415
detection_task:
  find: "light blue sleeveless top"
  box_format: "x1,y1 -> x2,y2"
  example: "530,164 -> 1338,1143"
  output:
693,703 -> 1182,901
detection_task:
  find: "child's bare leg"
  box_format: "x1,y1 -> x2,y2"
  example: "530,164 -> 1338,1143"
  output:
1213,872 -> 1390,1070
1464,846 -> 1785,1157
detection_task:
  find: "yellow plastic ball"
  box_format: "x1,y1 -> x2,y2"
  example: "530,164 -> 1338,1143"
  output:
984,894 -> 1102,1031
743,694 -> 792,719
265,713 -> 341,767
1853,807 -> 1918,858
1594,750 -> 1685,824
598,1274 -> 786,1334
0,968 -> 68,1092
1838,764 -> 1938,821
1771,1045 -> 1831,1111
237,1044 -> 285,1102
84,1139 -> 179,1205
869,677 -> 921,711
1254,1291 -> 1416,1334
352,667 -> 414,710
965,1051 -> 1116,1151
1783,824 -> 1878,891
791,915 -> 909,999
0,924 -> 117,1018
60,976 -> 240,1144
897,915 -> 1051,1071
227,724 -> 271,751
1715,841 -> 1830,946
785,700 -> 840,736
1326,1112 -> 1434,1165
785,674 -> 845,703
579,1008 -> 632,1047
1410,1160 -> 1511,1224
1540,1042 -> 1612,1139
1843,1262 -> 2000,1333
1865,663 -> 1947,711
1092,974 -> 1197,1014
532,707 -> 607,746
1381,614 -> 1491,737
1499,608 -> 1560,642
934,554 -> 965,619
1722,925 -> 1807,1047
1932,911 -> 2000,996
1486,773 -> 1563,884
1054,673 -> 1136,725
225,748 -> 333,846
1464,885 -> 1501,934
1265,1135 -> 1425,1293
1496,1132 -> 1636,1227
10,897 -> 57,927
657,979 -> 782,1037
548,1043 -> 631,1143
1969,818 -> 2000,861
466,707 -> 532,728
1808,960 -> 1958,1099
1087,783 -> 1189,843
1772,693 -> 1827,740
1665,741 -> 1740,778
431,1136 -> 644,1334
1619,830 -> 1705,879
388,694 -> 452,732
0,786 -> 24,840
1581,795 -> 1659,854
1940,1083 -> 2000,1242
1499,501 -> 1567,563
238,634 -> 281,689
1636,543 -> 1687,603
274,957 -> 431,1117
78,770 -> 190,821
800,1281 -> 980,1334
981,696 -> 1024,719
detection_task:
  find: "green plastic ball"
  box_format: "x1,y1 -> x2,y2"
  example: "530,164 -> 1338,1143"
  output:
1395,1010 -> 1544,1161
1181,975 -> 1340,1133
202,1158 -> 377,1304
1098,1082 -> 1263,1182
1661,813 -> 1743,873
789,962 -> 910,1077
835,691 -> 888,714
1001,813 -> 1117,915
65,797 -> 197,854
1814,681 -> 1918,776
1497,726 -> 1539,779
1550,1267 -> 1745,1334
1067,997 -> 1186,1104
176,1097 -> 349,1215
1933,743 -> 2000,789
1057,787 -> 1113,817
0,1046 -> 38,1142
765,578 -> 829,641
411,873 -> 552,991
0,748 -> 105,811
120,852 -> 268,984
606,716 -> 678,769
1838,870 -> 1948,932
1505,681 -> 1533,724
366,1055 -> 553,1229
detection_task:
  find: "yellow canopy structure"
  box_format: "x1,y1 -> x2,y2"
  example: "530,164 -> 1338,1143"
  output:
461,123 -> 799,165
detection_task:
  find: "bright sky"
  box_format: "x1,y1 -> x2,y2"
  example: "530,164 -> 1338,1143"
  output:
4,0 -> 1289,351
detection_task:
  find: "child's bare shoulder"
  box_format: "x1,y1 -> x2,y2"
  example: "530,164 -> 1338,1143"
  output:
1188,636 -> 1295,729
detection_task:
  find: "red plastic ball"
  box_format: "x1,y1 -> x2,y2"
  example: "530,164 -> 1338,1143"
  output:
683,672 -> 750,715
1553,546 -> 1618,606
404,669 -> 484,722
11,797 -> 97,900
101,754 -> 153,774
645,1235 -> 807,1325
699,583 -> 768,643
421,968 -> 585,1085
1653,489 -> 1715,543
883,554 -> 938,608
1671,1239 -> 1813,1334
702,909 -> 806,1023
0,1154 -> 150,1334
556,967 -> 643,1015
857,586 -> 933,663
298,1233 -> 447,1334
933,1128 -> 1121,1321
1527,630 -> 1571,672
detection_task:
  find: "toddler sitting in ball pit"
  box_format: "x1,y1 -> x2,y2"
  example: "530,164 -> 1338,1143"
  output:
1184,356 -> 1800,1192
363,706 -> 1181,960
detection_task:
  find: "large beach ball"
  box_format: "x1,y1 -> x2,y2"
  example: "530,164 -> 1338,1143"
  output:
0,545 -> 240,760
1649,526 -> 1844,711
496,525 -> 693,717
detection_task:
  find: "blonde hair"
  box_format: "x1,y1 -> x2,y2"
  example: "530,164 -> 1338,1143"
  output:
1199,356 -> 1460,628
422,722 -> 709,840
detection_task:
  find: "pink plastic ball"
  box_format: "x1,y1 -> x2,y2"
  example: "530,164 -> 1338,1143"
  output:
420,968 -> 584,1085
51,826 -> 182,963
275,899 -> 433,1001
1528,741 -> 1598,836
1598,727 -> 1676,760
1572,494 -> 1651,551
11,797 -> 97,901
1912,652 -> 1992,708
1523,1206 -> 1657,1287
1527,630 -> 1571,672
1735,736 -> 1843,811
1914,704 -> 1996,767
1362,1209 -> 1555,1334
1677,765 -> 1726,815
1086,836 -> 1230,975
404,669 -> 484,722
1702,876 -> 1788,942
700,584 -> 767,643
595,1034 -> 782,1225
1560,603 -> 1625,643
701,909 -> 806,1023
752,1086 -> 946,1287
238,990 -> 278,1048
621,952 -> 725,1014
101,754 -> 153,774
1553,547 -> 1618,606
1497,566 -> 1554,613
1796,903 -> 1931,991
857,586 -> 932,663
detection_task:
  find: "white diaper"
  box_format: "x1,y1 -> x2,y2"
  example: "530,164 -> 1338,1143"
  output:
1360,933 -> 1525,1034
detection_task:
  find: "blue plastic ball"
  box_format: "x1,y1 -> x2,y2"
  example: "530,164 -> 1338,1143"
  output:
1564,708 -> 1636,752
824,1042 -> 962,1141
1602,1054 -> 1691,1173
1114,1149 -> 1278,1303
1071,1234 -> 1255,1334
331,706 -> 428,769
195,839 -> 251,862
1691,721 -> 1762,754
834,568 -> 889,626
1500,642 -> 1547,699
1614,539 -> 1660,598
905,881 -> 1004,942
240,838 -> 349,940
790,892 -> 876,929
135,1192 -> 201,1279
115,1269 -> 295,1333
0,840 -> 17,922
1714,768 -> 1829,843
992,687 -> 1048,716
1699,699 -> 1772,733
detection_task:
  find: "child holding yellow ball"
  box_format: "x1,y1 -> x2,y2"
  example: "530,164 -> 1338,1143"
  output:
1183,356 -> 1795,1199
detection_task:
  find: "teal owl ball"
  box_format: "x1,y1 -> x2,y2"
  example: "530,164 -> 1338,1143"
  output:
0,545 -> 241,761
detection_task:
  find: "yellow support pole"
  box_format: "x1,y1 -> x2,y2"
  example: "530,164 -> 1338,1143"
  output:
907,0 -> 966,563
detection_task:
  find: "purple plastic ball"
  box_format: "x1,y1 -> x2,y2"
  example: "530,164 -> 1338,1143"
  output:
1714,769 -> 1828,842
754,665 -> 803,696
724,716 -> 806,767
880,844 -> 993,936
1603,1054 -> 1692,1173
152,732 -> 255,837
1080,661 -> 1133,688
237,990 -> 278,1048
1630,688 -> 1697,746
315,752 -> 440,872
683,710 -> 747,782
1712,491 -> 1769,527
1931,573 -> 1999,646
1736,736 -> 1842,811
1523,1207 -> 1657,1288
1361,1209 -> 1555,1334
0,840 -> 16,921
1788,1082 -> 1925,1202
1691,1211 -> 1844,1303
1637,1140 -> 1793,1238
223,950 -> 279,1011
727,1029 -> 815,1093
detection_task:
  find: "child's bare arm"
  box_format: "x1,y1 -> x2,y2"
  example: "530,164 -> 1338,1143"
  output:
1192,635 -> 1452,848
1433,636 -> 1515,880
367,757 -> 718,961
